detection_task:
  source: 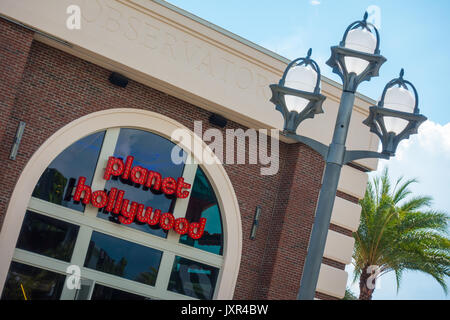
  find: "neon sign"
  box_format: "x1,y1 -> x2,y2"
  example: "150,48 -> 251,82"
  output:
73,155 -> 206,239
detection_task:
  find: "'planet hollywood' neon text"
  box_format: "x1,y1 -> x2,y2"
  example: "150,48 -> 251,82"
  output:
73,155 -> 206,239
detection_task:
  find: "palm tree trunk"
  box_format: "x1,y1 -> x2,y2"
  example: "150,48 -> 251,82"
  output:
359,266 -> 375,300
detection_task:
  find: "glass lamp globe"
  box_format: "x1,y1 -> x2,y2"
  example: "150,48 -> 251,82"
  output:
382,86 -> 416,134
284,64 -> 318,113
344,28 -> 377,75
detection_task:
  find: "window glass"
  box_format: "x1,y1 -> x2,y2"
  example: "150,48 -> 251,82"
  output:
98,128 -> 187,238
19,128 -> 226,301
84,231 -> 162,286
1,262 -> 66,300
91,284 -> 151,300
15,211 -> 79,262
74,279 -> 93,300
167,256 -> 219,300
32,131 -> 105,212
180,168 -> 223,255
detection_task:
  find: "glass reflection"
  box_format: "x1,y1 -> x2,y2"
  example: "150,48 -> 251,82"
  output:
167,256 -> 219,300
98,128 -> 187,238
180,168 -> 223,255
32,131 -> 105,212
16,211 -> 79,262
91,284 -> 151,300
84,231 -> 162,286
1,262 -> 66,300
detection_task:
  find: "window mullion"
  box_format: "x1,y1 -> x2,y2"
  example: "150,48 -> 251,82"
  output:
84,128 -> 120,219
13,248 -> 70,275
69,225 -> 93,269
154,251 -> 175,294
166,153 -> 197,243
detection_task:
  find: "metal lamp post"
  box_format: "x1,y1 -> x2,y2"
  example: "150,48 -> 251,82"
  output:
269,12 -> 427,300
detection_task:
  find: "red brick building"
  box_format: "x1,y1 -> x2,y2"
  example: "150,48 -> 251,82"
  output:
0,0 -> 378,300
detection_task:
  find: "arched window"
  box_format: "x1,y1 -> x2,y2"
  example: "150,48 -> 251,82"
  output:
2,128 -> 225,300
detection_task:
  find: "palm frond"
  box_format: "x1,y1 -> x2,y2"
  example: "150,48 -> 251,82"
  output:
352,167 -> 450,296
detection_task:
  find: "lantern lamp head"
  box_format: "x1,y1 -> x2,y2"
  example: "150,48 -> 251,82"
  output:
363,69 -> 427,156
269,49 -> 326,134
326,12 -> 386,93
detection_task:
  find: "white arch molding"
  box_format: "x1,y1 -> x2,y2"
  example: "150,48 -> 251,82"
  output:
0,108 -> 243,299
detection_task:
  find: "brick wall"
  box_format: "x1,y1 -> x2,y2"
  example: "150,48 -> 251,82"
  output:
0,18 -> 360,300
0,18 -> 34,228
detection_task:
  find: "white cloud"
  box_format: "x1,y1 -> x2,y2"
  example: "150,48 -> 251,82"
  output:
394,120 -> 450,161
310,0 -> 321,5
375,120 -> 450,213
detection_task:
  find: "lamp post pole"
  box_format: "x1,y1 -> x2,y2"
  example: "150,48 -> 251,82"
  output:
269,13 -> 427,300
297,82 -> 356,300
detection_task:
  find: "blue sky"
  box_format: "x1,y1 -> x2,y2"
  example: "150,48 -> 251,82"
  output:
165,0 -> 450,300
165,0 -> 450,125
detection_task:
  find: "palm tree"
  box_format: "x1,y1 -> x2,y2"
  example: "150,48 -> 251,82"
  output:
352,167 -> 450,300
342,288 -> 358,300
